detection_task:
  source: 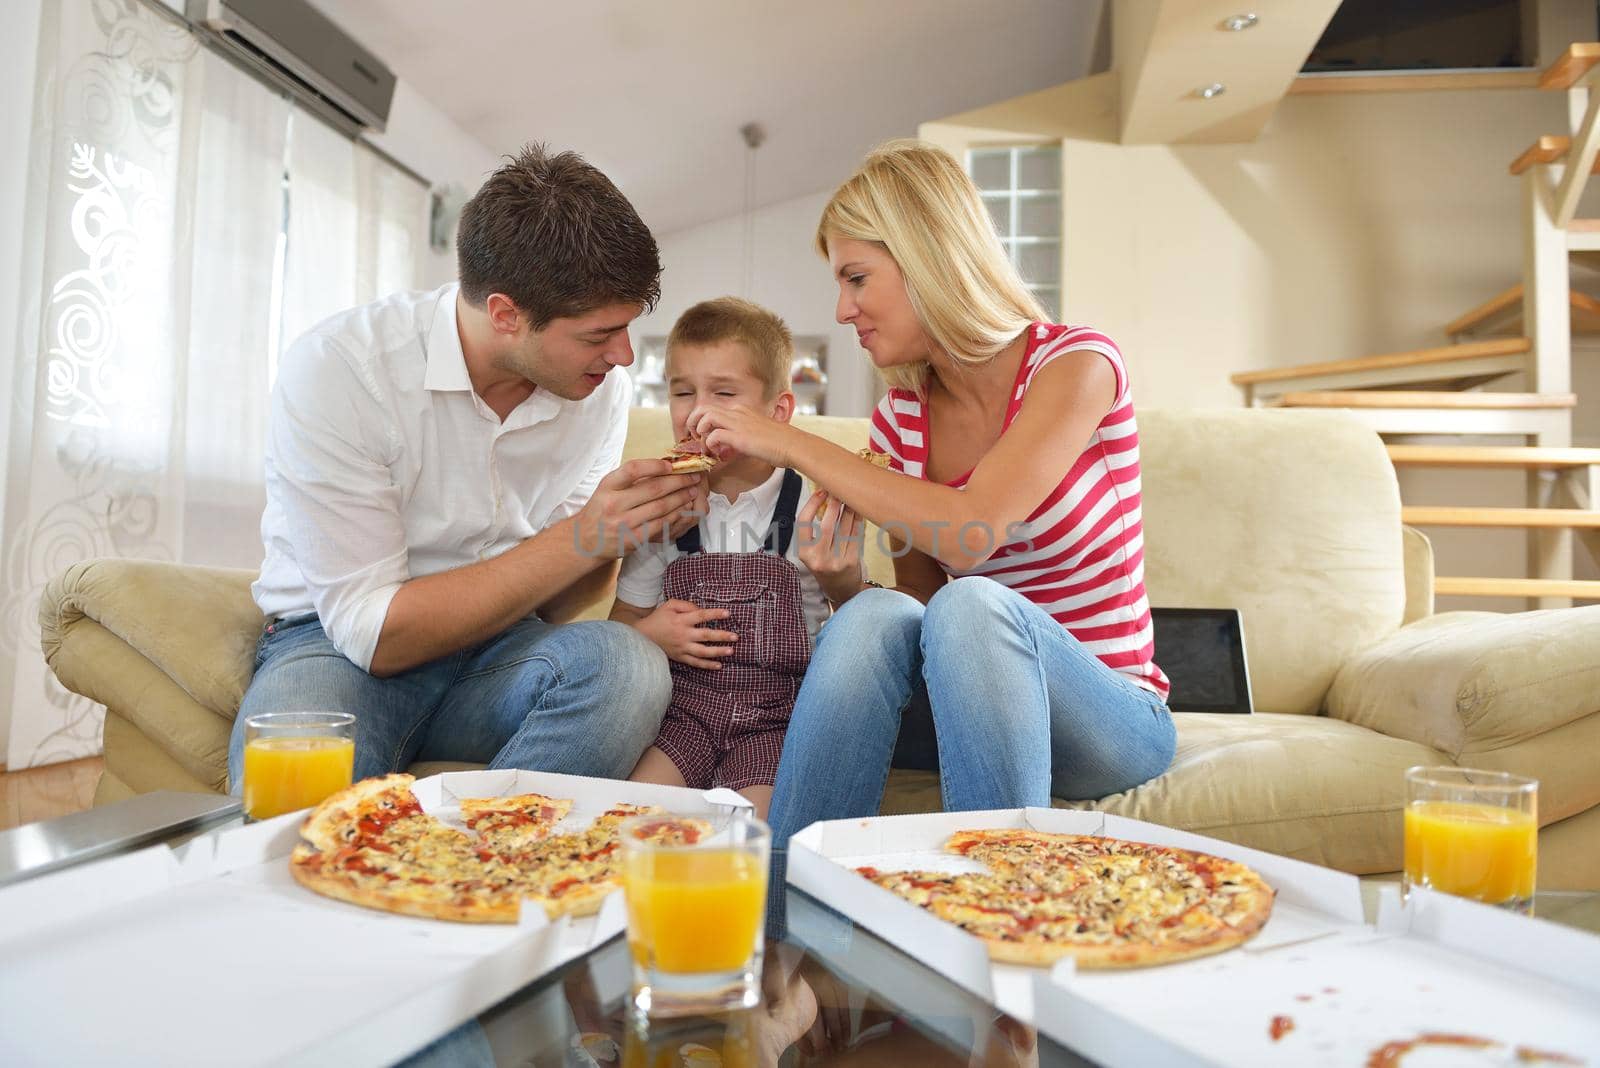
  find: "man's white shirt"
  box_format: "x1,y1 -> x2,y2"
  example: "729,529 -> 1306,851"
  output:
254,284 -> 631,671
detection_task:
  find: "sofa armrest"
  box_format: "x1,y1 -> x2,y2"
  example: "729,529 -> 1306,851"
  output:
40,558 -> 263,718
1325,606 -> 1600,758
1401,525 -> 1433,625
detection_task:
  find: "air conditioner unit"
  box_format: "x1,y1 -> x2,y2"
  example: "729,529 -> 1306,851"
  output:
186,0 -> 395,133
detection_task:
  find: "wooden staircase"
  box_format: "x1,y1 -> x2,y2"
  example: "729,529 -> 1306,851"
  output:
1444,285 -> 1600,340
1230,43 -> 1600,608
1269,390 -> 1575,437
1230,339 -> 1530,405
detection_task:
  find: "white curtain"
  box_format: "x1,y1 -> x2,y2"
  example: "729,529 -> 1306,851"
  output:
282,108 -> 427,348
2,0 -> 429,770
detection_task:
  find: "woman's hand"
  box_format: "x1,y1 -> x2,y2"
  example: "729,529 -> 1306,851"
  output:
797,489 -> 867,605
634,599 -> 737,670
684,405 -> 800,467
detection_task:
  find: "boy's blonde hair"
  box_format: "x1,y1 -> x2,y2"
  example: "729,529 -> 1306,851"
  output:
815,139 -> 1045,395
667,297 -> 794,399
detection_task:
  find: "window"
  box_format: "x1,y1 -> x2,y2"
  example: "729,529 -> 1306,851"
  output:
2,0 -> 429,770
968,145 -> 1062,322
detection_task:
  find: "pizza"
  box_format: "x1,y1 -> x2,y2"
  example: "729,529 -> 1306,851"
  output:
858,447 -> 892,470
288,775 -> 711,924
461,791 -> 572,852
664,435 -> 718,473
857,829 -> 1275,969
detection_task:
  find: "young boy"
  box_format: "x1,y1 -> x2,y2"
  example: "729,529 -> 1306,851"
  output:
611,297 -> 858,818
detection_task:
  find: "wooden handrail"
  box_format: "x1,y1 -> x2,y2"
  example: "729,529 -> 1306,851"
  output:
1229,338 -> 1528,387
1403,506 -> 1600,528
1436,576 -> 1600,598
1276,391 -> 1575,410
1509,134 -> 1600,175
1444,286 -> 1523,336
1539,42 -> 1600,90
1512,135 -> 1570,174
1387,444 -> 1600,467
1444,286 -> 1600,336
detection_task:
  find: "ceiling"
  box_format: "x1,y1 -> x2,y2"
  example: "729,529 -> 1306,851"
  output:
309,0 -> 1104,236
1115,0 -> 1342,145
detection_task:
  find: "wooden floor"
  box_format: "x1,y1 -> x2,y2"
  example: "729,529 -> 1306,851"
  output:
0,757 -> 103,830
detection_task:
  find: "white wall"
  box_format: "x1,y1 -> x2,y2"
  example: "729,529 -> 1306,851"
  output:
361,78 -> 499,287
1059,88 -> 1597,411
635,190 -> 880,418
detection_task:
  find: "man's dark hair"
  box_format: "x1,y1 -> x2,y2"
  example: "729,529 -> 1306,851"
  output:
457,143 -> 661,327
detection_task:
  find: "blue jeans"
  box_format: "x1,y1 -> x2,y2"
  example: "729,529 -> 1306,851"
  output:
768,577 -> 1176,852
227,615 -> 671,791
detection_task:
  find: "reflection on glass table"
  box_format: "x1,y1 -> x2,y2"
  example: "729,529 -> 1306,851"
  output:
425,887 -> 1088,1068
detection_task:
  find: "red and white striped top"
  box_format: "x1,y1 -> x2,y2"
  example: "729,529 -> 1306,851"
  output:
869,323 -> 1169,699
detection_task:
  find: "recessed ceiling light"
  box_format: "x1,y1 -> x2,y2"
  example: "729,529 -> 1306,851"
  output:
1221,13 -> 1258,31
1196,83 -> 1227,99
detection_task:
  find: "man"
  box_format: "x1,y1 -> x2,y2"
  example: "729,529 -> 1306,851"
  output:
229,145 -> 703,788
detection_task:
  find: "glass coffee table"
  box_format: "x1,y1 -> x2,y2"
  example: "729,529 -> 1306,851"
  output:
410,882 -> 1600,1068
5,794 -> 1597,1067
423,885 -> 1090,1068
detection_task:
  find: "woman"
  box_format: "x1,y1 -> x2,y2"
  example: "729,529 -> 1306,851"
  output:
685,140 -> 1175,854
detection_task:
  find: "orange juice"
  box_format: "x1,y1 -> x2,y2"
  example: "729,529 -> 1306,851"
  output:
623,1030 -> 754,1068
242,736 -> 354,820
1404,800 -> 1536,904
622,849 -> 766,973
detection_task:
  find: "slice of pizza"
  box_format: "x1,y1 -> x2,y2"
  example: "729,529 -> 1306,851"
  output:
593,802 -> 663,828
290,776 -> 532,923
624,814 -> 712,847
664,435 -> 718,473
299,773 -> 423,853
289,840 -> 524,924
461,792 -> 573,852
858,447 -> 892,470
507,828 -> 626,917
857,867 -> 1015,909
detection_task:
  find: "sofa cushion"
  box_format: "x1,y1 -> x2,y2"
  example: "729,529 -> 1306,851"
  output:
1137,410 -> 1407,715
408,761 -> 485,778
880,712 -> 1445,875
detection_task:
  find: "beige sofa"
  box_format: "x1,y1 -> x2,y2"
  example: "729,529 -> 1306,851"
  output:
39,407 -> 1600,888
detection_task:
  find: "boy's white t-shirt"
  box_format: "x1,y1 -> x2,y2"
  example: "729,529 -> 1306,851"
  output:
615,468 -> 832,642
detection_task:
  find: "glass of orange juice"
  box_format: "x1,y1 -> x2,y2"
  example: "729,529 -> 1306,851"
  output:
1404,766 -> 1537,915
619,813 -> 769,1018
242,711 -> 356,821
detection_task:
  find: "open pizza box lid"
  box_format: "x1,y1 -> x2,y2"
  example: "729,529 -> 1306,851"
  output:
786,807 -> 1600,1066
1031,883 -> 1600,1067
0,769 -> 749,1067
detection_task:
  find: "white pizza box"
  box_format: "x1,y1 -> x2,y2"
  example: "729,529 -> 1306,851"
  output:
0,769 -> 750,1067
1033,882 -> 1600,1067
786,806 -> 1361,1024
785,807 -> 1600,1066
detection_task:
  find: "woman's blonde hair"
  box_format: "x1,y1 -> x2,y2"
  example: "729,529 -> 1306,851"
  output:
816,139 -> 1045,395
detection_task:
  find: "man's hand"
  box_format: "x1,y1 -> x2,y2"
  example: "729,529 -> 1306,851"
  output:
635,599 -> 737,670
575,459 -> 707,559
797,488 -> 867,605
